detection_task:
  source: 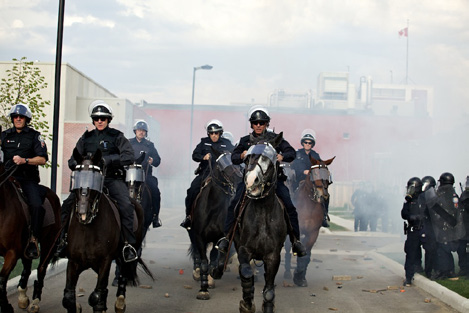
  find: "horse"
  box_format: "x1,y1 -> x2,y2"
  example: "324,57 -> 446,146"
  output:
62,148 -> 152,313
188,148 -> 242,300
125,152 -> 153,239
289,155 -> 335,287
0,161 -> 61,313
229,132 -> 287,313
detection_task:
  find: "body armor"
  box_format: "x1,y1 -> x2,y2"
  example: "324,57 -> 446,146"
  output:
427,185 -> 465,243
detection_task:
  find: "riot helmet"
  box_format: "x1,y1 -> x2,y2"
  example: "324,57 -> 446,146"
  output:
205,119 -> 223,135
222,131 -> 234,144
9,104 -> 32,124
248,105 -> 270,124
438,172 -> 455,185
300,129 -> 316,147
89,100 -> 113,122
405,177 -> 422,201
421,176 -> 436,192
133,120 -> 149,135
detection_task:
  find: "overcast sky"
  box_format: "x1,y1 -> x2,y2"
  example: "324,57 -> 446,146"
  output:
1,0 -> 468,118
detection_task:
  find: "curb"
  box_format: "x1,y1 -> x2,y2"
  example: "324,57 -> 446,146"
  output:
370,251 -> 469,313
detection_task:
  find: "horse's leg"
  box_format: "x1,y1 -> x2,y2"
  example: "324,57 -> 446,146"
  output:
283,237 -> 292,279
0,251 -> 18,313
192,246 -> 202,282
262,255 -> 281,313
63,261 -> 82,313
89,260 -> 112,313
294,230 -> 318,287
196,257 -> 210,300
17,258 -> 32,309
238,251 -> 255,313
208,247 -> 217,288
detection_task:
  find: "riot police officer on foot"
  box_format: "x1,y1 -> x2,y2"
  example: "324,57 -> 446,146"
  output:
292,129 -> 329,227
181,119 -> 234,229
130,120 -> 162,228
56,100 -> 138,262
217,106 -> 307,257
1,104 -> 48,259
401,177 -> 425,286
427,172 -> 464,279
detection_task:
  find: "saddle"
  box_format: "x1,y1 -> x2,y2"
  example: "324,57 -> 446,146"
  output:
9,178 -> 55,228
102,190 -> 138,232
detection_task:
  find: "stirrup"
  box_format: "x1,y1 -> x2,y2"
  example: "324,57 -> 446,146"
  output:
215,237 -> 229,254
122,244 -> 138,263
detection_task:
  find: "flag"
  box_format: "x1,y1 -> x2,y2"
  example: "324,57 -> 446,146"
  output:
398,27 -> 408,37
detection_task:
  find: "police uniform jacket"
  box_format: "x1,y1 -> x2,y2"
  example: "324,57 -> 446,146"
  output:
1,126 -> 48,183
231,131 -> 296,166
69,126 -> 134,179
192,137 -> 234,173
292,148 -> 321,183
129,137 -> 161,175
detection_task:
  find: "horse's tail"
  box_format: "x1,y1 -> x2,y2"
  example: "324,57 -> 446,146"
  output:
121,257 -> 155,286
137,257 -> 154,281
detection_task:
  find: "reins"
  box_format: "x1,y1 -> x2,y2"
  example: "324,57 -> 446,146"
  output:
0,162 -> 18,187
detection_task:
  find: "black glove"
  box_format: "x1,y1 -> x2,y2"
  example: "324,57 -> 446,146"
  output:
68,159 -> 78,171
101,154 -> 120,168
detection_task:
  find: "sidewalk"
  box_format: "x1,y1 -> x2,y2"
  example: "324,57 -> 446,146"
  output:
329,214 -> 469,313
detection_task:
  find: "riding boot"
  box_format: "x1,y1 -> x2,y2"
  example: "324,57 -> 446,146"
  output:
216,236 -> 230,254
180,215 -> 192,230
122,242 -> 138,263
322,215 -> 330,228
152,214 -> 162,228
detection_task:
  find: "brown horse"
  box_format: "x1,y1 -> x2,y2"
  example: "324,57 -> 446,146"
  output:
290,155 -> 335,287
0,161 -> 61,313
62,148 -> 152,313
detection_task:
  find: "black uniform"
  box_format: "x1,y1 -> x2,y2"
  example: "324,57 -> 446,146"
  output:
62,126 -> 136,245
427,185 -> 465,278
185,136 -> 234,216
458,189 -> 469,276
129,137 -> 161,221
401,191 -> 436,281
1,126 -> 48,239
291,148 -> 321,191
224,131 -> 301,240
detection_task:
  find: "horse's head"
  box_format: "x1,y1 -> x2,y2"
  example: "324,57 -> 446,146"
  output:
125,152 -> 146,201
244,132 -> 283,198
212,148 -> 243,194
70,148 -> 104,224
306,156 -> 335,203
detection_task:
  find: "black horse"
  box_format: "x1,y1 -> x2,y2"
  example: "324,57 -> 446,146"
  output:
62,148 -> 152,313
0,161 -> 61,313
232,133 -> 287,313
125,152 -> 153,239
188,148 -> 242,300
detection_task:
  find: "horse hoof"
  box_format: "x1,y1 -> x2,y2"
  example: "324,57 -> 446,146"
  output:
196,291 -> 210,300
208,275 -> 216,289
283,270 -> 292,279
239,300 -> 256,313
115,295 -> 126,313
193,268 -> 201,281
27,298 -> 40,313
17,286 -> 30,309
76,303 -> 83,313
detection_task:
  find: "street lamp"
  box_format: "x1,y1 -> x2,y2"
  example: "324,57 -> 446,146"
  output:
189,64 -> 213,173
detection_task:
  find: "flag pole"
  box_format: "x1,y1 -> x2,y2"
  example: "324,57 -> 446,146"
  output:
405,19 -> 409,85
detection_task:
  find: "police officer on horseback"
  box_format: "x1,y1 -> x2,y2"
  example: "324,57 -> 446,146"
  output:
1,104 -> 48,259
217,106 -> 307,257
129,120 -> 162,228
292,129 -> 330,227
56,100 -> 138,262
426,172 -> 465,279
180,119 -> 234,230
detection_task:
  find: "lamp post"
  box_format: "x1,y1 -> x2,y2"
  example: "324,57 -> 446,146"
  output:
189,64 -> 213,173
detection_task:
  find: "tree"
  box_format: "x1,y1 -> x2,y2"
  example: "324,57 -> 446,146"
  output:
0,57 -> 52,166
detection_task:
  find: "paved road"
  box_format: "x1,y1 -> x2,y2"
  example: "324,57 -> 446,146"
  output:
7,208 -> 459,313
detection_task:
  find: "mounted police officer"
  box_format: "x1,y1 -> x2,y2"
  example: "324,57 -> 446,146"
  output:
292,129 -> 330,227
129,120 -> 162,228
1,104 -> 48,259
426,172 -> 465,279
401,177 -> 426,286
180,119 -> 234,230
457,175 -> 469,276
217,106 -> 307,257
56,100 -> 138,262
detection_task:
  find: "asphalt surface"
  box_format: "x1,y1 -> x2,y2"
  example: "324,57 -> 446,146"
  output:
6,210 -> 465,313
